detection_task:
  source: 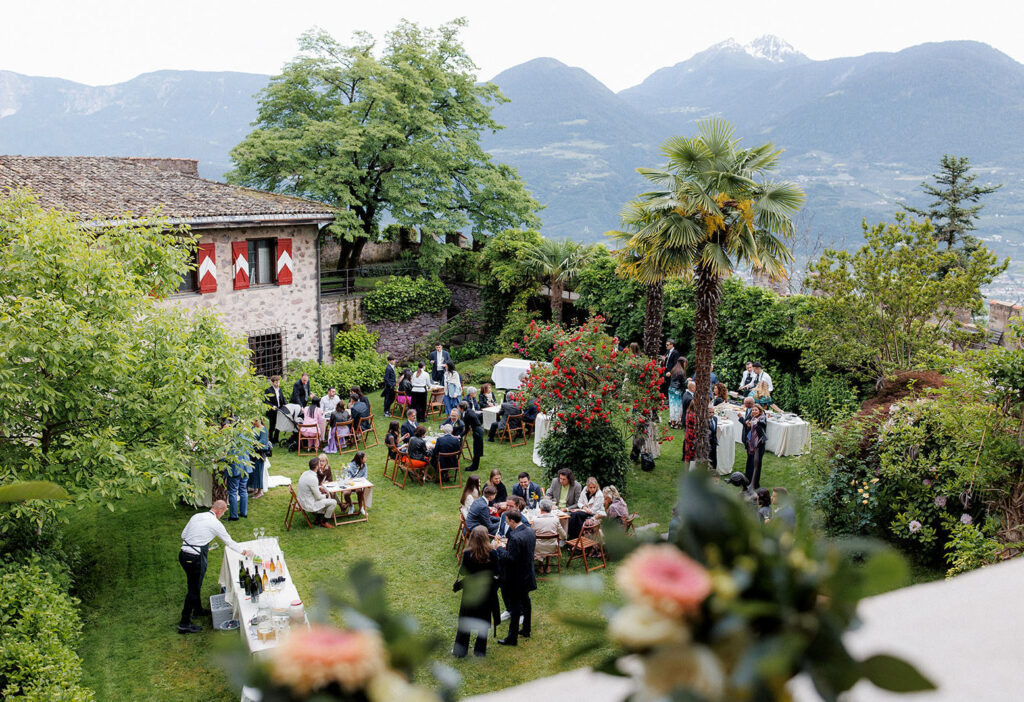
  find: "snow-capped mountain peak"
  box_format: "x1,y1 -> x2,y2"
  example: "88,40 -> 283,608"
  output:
743,35 -> 806,63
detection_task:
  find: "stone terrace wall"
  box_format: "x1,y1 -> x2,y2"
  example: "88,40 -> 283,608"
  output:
366,311 -> 448,363
448,282 -> 483,314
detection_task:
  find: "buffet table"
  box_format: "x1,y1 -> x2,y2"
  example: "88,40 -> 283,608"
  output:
714,417 -> 737,474
716,405 -> 811,457
217,537 -> 306,657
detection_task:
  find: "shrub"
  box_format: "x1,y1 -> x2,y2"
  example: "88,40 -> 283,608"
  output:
512,319 -> 565,361
362,276 -> 451,322
449,341 -> 495,363
0,559 -> 93,700
287,351 -> 387,397
798,374 -> 860,426
333,324 -> 379,359
538,423 -> 630,493
495,291 -> 537,353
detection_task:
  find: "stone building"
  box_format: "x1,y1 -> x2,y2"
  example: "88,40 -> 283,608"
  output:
0,156 -> 335,375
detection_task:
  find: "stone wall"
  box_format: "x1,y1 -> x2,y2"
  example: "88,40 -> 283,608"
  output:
320,239 -> 405,267
365,311 -> 448,363
164,223 -> 322,365
448,282 -> 483,314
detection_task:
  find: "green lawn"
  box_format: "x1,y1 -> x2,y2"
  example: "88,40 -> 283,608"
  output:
66,392 -> 808,701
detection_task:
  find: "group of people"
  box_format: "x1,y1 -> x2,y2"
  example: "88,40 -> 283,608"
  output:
452,468 -> 629,656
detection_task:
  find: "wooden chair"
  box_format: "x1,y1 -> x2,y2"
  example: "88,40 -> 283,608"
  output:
358,415 -> 379,449
565,522 -> 607,573
383,443 -> 399,483
284,486 -> 315,531
459,433 -> 473,461
428,388 -> 445,420
523,417 -> 536,438
297,424 -> 321,456
437,451 -> 462,490
623,512 -> 640,537
497,414 -> 527,447
534,531 -> 562,577
335,421 -> 358,455
453,511 -> 470,559
396,453 -> 426,490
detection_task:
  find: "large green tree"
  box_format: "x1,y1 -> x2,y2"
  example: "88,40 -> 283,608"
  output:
0,193 -> 261,531
904,154 -> 1001,252
612,119 -> 804,467
228,19 -> 540,270
804,215 -> 1006,386
521,238 -> 593,325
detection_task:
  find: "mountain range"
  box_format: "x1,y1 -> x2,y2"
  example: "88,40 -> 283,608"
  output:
2,36 -> 1022,293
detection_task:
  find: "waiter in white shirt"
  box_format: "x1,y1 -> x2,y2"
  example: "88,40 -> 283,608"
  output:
738,361 -> 756,394
749,362 -> 773,393
178,499 -> 252,634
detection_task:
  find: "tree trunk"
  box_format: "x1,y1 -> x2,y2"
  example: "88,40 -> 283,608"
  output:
643,281 -> 664,357
692,263 -> 721,469
346,237 -> 367,270
335,238 -> 353,271
551,279 -> 564,325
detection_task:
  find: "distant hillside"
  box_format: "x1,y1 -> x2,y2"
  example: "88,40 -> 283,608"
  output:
1,38 -> 1022,295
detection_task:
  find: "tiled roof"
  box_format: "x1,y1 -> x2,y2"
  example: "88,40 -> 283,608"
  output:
0,156 -> 335,225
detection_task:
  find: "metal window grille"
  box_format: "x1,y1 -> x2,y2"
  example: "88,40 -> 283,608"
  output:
248,329 -> 285,378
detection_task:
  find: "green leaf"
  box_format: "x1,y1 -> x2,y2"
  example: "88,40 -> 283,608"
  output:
0,481 -> 70,503
860,654 -> 936,692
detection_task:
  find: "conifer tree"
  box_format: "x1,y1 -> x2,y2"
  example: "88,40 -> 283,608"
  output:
904,155 -> 1001,251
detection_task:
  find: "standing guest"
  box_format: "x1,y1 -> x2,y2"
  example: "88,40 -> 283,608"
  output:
382,355 -> 397,417
602,485 -> 629,527
708,406 -> 719,473
628,341 -> 642,356
326,400 -> 350,453
290,372 -> 311,407
263,375 -> 285,443
749,362 -> 773,393
662,339 -> 680,396
400,409 -> 418,444
497,496 -> 530,537
478,383 -> 499,409
738,361 -> 756,394
756,488 -> 773,523
223,431 -> 251,521
494,509 -> 536,646
460,474 -> 482,516
411,362 -> 430,423
441,408 -> 466,438
487,469 -> 508,507
545,468 -> 582,512
396,368 -> 414,414
316,453 -> 334,484
567,476 -> 605,540
467,484 -> 500,534
296,457 -> 337,528
319,387 -> 342,416
453,526 -> 500,658
531,499 -> 567,574
443,361 -> 463,415
668,357 -> 687,428
681,380 -> 696,432
512,472 -> 543,509
772,487 -> 797,528
249,417 -> 271,500
738,396 -> 755,446
384,420 -> 401,462
340,451 -> 368,516
683,405 -> 697,469
461,400 -> 484,472
487,393 -> 522,442
429,343 -> 452,385
406,425 -> 431,471
744,405 -> 768,490
713,382 -> 729,406
177,500 -> 253,634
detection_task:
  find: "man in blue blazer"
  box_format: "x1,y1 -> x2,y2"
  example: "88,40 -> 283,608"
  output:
428,343 -> 451,384
466,484 -> 499,535
382,355 -> 397,417
494,510 -> 537,646
512,472 -> 543,509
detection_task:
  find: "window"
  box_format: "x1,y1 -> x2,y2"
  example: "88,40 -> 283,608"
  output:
177,247 -> 199,294
248,330 -> 284,378
248,238 -> 277,286
329,323 -> 350,353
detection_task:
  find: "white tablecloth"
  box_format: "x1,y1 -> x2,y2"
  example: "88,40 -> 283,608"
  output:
492,358 -> 537,389
481,405 -> 500,431
765,417 -> 811,457
217,537 -> 306,657
322,478 -> 374,508
531,413 -> 550,467
714,418 -> 736,474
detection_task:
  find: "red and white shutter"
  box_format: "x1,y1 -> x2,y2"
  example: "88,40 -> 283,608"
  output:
197,242 -> 217,293
276,238 -> 293,286
232,241 -> 250,290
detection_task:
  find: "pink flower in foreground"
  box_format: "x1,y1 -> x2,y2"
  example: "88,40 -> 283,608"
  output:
270,626 -> 386,695
616,544 -> 712,618
908,520 -> 922,533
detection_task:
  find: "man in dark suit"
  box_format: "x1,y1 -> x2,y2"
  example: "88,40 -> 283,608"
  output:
400,409 -> 418,444
349,390 -> 371,433
461,400 -> 484,472
430,424 -> 462,480
738,396 -> 755,446
708,406 -> 719,472
494,509 -> 536,646
488,395 -> 523,441
382,355 -> 397,417
290,373 -> 311,408
428,343 -> 451,384
263,375 -> 285,443
662,339 -> 680,395
466,484 -> 500,534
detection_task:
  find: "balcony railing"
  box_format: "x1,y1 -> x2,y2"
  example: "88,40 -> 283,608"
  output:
320,263 -> 422,296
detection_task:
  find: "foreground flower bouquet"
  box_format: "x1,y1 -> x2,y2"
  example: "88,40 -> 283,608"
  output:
591,472 -> 935,702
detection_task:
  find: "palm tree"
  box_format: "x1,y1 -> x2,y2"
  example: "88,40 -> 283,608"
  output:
522,238 -> 593,325
614,119 -> 804,467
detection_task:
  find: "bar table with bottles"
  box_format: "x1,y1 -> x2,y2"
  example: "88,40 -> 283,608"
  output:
217,534 -> 307,657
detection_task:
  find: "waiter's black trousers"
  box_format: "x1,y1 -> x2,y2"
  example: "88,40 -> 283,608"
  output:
178,550 -> 206,626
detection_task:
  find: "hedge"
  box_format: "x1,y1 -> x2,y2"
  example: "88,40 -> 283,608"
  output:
362,276 -> 451,322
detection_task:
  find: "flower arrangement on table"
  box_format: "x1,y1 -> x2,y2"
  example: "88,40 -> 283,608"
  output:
577,471 -> 935,702
227,562 -> 451,702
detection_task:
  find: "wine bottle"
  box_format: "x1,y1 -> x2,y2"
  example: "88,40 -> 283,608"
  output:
277,556 -> 283,574
243,570 -> 252,598
238,560 -> 246,588
262,567 -> 269,591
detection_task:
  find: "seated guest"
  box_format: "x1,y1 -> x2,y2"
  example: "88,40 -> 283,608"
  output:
545,468 -> 582,513
325,400 -> 351,453
522,397 -> 540,424
478,383 -> 499,409
531,499 -> 567,574
384,420 -> 401,461
340,451 -> 369,516
750,380 -> 781,412
512,471 -> 543,509
400,409 -> 418,444
460,474 -> 482,517
567,476 -> 606,540
487,393 -> 522,441
396,369 -> 414,412
602,485 -> 629,526
772,487 -> 797,528
296,457 -> 337,528
406,425 -> 430,469
431,424 -> 463,480
319,387 -> 342,416
316,453 -> 334,484
299,397 -> 325,445
713,382 -> 729,406
497,496 -> 530,537
464,386 -> 481,411
487,469 -> 508,507
440,408 -> 466,438
466,483 -> 500,534
349,389 -> 371,432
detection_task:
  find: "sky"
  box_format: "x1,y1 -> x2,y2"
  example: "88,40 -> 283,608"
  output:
2,0 -> 1023,91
